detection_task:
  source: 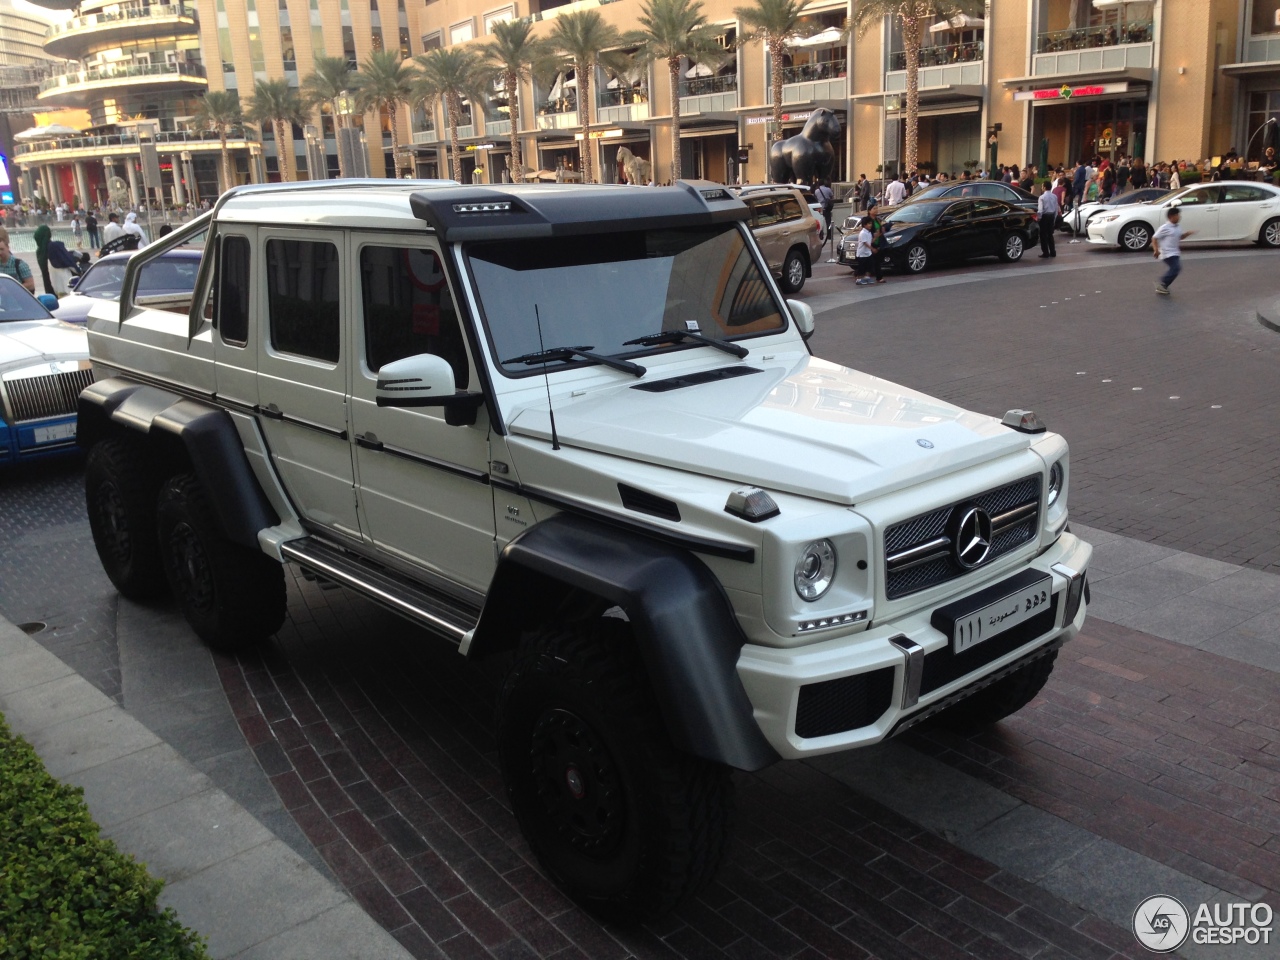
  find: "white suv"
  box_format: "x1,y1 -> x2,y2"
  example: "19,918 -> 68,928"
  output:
77,180 -> 1091,923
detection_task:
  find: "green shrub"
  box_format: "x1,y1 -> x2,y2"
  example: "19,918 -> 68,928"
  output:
0,713 -> 209,960
1180,170 -> 1202,184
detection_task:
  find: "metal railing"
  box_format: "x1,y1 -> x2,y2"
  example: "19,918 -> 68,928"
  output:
45,2 -> 197,40
537,95 -> 577,115
679,75 -> 737,97
13,127 -> 251,156
39,60 -> 207,93
1036,20 -> 1153,54
780,59 -> 845,84
597,87 -> 648,107
889,41 -> 984,70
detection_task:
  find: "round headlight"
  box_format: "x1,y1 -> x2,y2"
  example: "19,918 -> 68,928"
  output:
794,539 -> 837,601
1047,461 -> 1064,507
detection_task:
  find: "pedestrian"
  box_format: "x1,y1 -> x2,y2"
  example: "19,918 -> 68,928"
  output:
32,224 -> 54,295
72,213 -> 83,249
853,217 -> 876,285
1130,157 -> 1148,189
101,211 -> 123,248
857,173 -> 871,211
85,210 -> 99,249
1169,162 -> 1181,189
884,175 -> 908,206
1037,184 -> 1060,259
0,226 -> 35,292
864,199 -> 888,284
815,179 -> 834,240
1153,205 -> 1192,295
123,211 -> 148,248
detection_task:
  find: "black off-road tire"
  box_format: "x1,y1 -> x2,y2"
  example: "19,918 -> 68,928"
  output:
779,248 -> 807,293
156,473 -> 286,651
497,618 -> 733,922
85,438 -> 167,600
935,649 -> 1059,731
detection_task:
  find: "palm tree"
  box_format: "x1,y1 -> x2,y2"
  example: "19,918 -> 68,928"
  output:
413,47 -> 490,183
357,50 -> 414,177
549,10 -> 628,183
733,0 -> 811,145
193,90 -> 242,193
635,0 -> 725,182
301,55 -> 360,176
245,78 -> 307,182
852,0 -> 983,176
481,20 -> 554,183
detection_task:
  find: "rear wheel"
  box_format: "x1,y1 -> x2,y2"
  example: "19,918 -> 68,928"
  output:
999,232 -> 1026,262
904,243 -> 929,273
1120,222 -> 1153,251
1259,217 -> 1280,247
935,650 -> 1058,731
85,438 -> 167,600
780,248 -> 807,293
498,618 -> 733,922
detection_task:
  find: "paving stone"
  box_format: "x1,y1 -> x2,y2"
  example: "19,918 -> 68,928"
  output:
963,806 -> 1102,882
229,901 -> 414,960
1082,538 -> 1179,576
0,642 -> 75,695
24,705 -> 160,778
1195,633 -> 1280,672
1114,596 -> 1255,646
67,740 -> 214,828
1089,566 -> 1216,609
1188,568 -> 1280,614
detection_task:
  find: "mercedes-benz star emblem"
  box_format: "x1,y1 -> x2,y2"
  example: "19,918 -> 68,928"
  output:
954,507 -> 993,569
917,439 -> 934,449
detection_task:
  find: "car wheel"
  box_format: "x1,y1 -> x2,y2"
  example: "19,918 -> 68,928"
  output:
999,232 -> 1025,263
1259,217 -> 1280,247
904,243 -> 929,273
85,438 -> 167,600
779,248 -> 807,293
934,649 -> 1059,732
498,617 -> 733,922
156,473 -> 286,651
1119,222 -> 1152,251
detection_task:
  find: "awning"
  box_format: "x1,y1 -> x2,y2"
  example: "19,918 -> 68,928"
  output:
14,124 -> 82,140
1093,0 -> 1150,8
929,14 -> 985,33
685,62 -> 714,78
1221,59 -> 1280,77
999,66 -> 1152,90
788,26 -> 843,49
851,85 -> 985,106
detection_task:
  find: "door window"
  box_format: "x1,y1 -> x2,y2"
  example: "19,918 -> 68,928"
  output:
970,199 -> 1004,217
1176,187 -> 1221,206
1221,185 -> 1271,203
974,183 -> 1011,200
360,245 -> 469,388
266,239 -> 341,363
216,236 -> 250,346
750,199 -> 780,226
943,201 -> 975,220
776,197 -> 804,222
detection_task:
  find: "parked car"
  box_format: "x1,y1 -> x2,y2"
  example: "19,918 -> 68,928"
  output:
0,274 -> 92,464
903,180 -> 1038,213
1086,181 -> 1280,250
53,248 -> 203,324
736,185 -> 825,292
844,198 -> 1035,274
1064,187 -> 1170,236
735,183 -> 828,241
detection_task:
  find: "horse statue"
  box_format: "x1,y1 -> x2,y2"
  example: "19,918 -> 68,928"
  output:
617,146 -> 652,186
768,108 -> 840,185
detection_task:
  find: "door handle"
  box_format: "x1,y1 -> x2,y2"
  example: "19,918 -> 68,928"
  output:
355,433 -> 384,451
255,402 -> 283,420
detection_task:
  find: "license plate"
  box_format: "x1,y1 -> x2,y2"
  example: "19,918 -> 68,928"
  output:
33,422 -> 76,444
931,570 -> 1053,653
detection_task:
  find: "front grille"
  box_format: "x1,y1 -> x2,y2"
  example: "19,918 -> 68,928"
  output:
795,667 -> 895,738
884,475 -> 1041,600
3,368 -> 94,422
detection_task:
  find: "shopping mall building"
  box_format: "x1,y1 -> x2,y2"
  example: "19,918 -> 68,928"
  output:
9,0 -> 1280,204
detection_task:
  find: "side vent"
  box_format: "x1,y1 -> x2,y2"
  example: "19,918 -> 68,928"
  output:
618,484 -> 681,522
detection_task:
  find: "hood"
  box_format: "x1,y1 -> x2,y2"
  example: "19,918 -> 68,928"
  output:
508,356 -> 1031,504
0,319 -> 89,370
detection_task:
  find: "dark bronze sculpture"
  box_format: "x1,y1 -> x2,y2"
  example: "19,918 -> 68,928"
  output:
768,108 -> 841,185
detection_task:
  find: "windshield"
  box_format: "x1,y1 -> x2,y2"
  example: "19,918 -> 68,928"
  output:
467,224 -> 787,375
74,254 -> 200,300
0,277 -> 50,321
75,260 -> 128,298
883,203 -> 949,224
1106,189 -> 1175,206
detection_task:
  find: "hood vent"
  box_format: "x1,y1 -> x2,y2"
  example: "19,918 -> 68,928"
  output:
618,484 -> 681,522
632,366 -> 761,393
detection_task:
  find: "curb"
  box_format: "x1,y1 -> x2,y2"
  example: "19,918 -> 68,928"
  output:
1258,302 -> 1280,335
0,614 -> 412,960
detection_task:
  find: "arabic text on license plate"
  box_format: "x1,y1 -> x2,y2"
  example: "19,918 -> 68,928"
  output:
34,422 -> 76,444
952,576 -> 1052,653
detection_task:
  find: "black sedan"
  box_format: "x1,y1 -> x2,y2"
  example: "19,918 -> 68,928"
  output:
901,180 -> 1038,214
841,199 -> 1036,274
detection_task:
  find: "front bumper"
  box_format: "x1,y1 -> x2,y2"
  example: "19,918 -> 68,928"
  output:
0,414 -> 81,464
736,532 -> 1091,760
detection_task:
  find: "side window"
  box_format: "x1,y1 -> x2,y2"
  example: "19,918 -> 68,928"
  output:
1179,187 -> 1220,206
360,245 -> 469,389
944,202 -> 973,220
139,256 -> 200,294
970,200 -> 1003,217
1222,185 -> 1269,203
777,197 -> 804,221
751,199 -> 779,226
975,183 -> 1006,200
216,235 -> 250,346
266,239 -> 340,363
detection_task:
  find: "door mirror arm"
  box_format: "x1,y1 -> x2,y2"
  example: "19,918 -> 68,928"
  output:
375,353 -> 485,426
376,391 -> 486,426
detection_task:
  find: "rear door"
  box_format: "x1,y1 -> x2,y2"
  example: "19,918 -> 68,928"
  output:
747,198 -> 782,271
1218,183 -> 1275,240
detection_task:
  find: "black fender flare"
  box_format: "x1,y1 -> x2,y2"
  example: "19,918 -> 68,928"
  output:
78,377 -> 279,548
468,513 -> 779,772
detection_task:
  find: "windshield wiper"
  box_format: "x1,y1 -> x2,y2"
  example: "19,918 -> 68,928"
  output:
622,329 -> 749,359
503,345 -> 646,378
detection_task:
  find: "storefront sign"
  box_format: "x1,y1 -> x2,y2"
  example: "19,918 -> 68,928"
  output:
465,143 -> 496,151
1014,81 -> 1130,102
745,111 -> 813,125
573,129 -> 625,140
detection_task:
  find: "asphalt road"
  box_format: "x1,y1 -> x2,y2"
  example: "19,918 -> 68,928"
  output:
799,235 -> 1280,573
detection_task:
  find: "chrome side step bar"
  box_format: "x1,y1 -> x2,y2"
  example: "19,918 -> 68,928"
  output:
280,538 -> 479,645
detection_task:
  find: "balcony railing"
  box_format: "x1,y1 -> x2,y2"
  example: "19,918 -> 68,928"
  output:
1036,20 -> 1152,54
537,95 -> 577,116
679,75 -> 736,97
889,41 -> 983,71
39,60 -> 207,94
597,87 -> 648,107
780,59 -> 845,85
45,2 -> 197,40
13,127 -> 252,157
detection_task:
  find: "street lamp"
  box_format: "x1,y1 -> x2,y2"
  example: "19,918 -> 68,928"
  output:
180,150 -> 195,206
1246,117 -> 1276,165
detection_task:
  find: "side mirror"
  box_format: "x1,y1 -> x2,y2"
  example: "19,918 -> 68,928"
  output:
938,215 -> 955,224
375,353 -> 485,426
37,294 -> 59,312
787,299 -> 815,341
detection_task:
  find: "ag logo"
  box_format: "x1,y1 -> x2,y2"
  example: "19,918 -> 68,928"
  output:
1133,895 -> 1190,953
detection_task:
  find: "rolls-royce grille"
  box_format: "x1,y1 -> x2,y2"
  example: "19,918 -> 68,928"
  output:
3,368 -> 94,423
884,476 -> 1041,600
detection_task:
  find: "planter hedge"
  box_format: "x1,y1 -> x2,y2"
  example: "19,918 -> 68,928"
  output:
0,713 -> 209,960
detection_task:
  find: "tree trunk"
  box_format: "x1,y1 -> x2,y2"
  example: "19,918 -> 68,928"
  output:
903,16 -> 921,177
669,57 -> 682,183
449,93 -> 463,183
334,101 -> 349,178
389,102 -> 402,177
219,130 -> 231,193
508,71 -> 522,183
276,120 -> 293,182
577,57 -> 593,184
770,40 -> 784,141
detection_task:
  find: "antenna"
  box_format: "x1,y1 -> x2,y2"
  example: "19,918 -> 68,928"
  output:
535,305 -> 560,451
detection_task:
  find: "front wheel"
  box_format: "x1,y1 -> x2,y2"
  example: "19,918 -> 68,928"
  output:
498,619 -> 733,922
779,248 -> 807,293
934,650 -> 1058,731
1259,217 -> 1280,247
999,232 -> 1026,263
85,438 -> 167,600
1120,222 -> 1153,251
904,243 -> 929,273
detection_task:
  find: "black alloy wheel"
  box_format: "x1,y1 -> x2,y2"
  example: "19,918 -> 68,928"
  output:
84,438 -> 167,599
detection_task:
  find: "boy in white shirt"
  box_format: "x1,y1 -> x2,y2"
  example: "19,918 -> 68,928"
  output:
854,218 -> 876,285
1152,206 -> 1193,295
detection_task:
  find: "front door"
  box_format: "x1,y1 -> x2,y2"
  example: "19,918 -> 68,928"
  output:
1173,186 -> 1221,241
255,232 -> 361,540
348,238 -> 496,593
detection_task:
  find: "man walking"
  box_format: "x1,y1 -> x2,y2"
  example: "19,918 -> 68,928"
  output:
1153,206 -> 1193,294
1037,185 -> 1060,258
85,210 -> 99,250
884,175 -> 908,206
